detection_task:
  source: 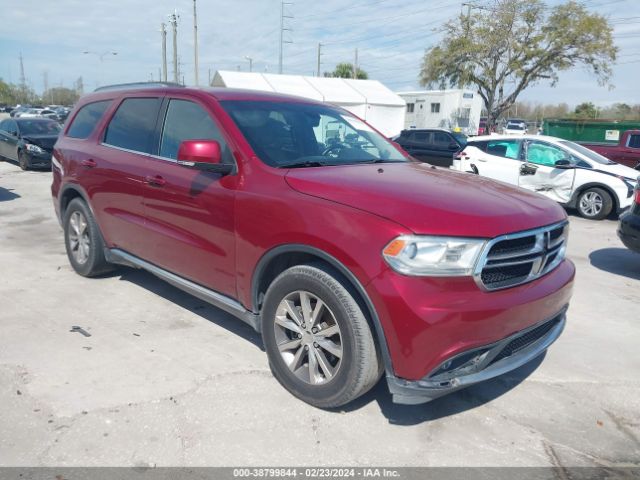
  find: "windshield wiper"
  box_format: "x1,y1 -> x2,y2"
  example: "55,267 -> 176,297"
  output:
278,160 -> 328,169
357,159 -> 405,164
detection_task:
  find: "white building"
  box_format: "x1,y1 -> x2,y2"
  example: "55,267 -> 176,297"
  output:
212,71 -> 406,137
396,89 -> 483,135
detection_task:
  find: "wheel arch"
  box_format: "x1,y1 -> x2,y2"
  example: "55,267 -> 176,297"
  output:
251,244 -> 394,375
568,182 -> 619,212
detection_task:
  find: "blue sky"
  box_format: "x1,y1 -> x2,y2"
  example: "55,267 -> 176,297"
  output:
0,0 -> 638,106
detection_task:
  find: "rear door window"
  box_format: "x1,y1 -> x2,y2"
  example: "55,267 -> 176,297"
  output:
409,131 -> 429,143
159,99 -> 233,163
432,131 -> 452,148
486,139 -> 521,159
104,98 -> 162,153
67,100 -> 111,139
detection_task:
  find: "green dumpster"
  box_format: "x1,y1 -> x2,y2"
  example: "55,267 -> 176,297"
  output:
543,119 -> 640,144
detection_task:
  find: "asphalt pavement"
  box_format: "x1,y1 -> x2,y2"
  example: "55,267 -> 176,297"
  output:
0,161 -> 638,467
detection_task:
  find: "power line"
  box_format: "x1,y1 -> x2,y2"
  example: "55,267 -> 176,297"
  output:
296,0 -> 399,20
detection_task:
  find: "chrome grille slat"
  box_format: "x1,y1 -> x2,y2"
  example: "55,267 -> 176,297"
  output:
474,222 -> 568,291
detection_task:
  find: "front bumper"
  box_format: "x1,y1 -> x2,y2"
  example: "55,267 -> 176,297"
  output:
25,151 -> 52,169
618,209 -> 640,253
387,309 -> 566,404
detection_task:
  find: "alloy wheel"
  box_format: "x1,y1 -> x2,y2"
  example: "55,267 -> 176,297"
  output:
273,290 -> 343,385
580,191 -> 603,217
68,211 -> 91,264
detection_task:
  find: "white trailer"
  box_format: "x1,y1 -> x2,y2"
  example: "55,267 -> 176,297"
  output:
396,89 -> 483,136
212,71 -> 406,137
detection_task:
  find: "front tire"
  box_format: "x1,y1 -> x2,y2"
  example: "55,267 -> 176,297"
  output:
577,187 -> 613,220
63,198 -> 113,277
18,151 -> 29,170
262,264 -> 381,408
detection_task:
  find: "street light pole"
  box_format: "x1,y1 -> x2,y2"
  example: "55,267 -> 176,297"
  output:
244,56 -> 253,72
83,51 -> 118,86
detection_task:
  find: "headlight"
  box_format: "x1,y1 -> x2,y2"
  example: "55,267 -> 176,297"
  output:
382,235 -> 487,276
25,143 -> 45,154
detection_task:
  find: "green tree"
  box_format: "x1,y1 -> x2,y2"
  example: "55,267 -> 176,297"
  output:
325,62 -> 368,79
420,0 -> 617,131
0,79 -> 15,105
42,87 -> 79,106
574,102 -> 597,118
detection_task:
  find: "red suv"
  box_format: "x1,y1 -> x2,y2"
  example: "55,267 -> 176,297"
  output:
51,84 -> 575,407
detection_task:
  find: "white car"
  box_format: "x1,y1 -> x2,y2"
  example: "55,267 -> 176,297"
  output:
503,121 -> 527,136
451,134 -> 638,220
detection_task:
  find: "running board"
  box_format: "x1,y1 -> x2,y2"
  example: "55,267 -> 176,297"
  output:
106,248 -> 261,333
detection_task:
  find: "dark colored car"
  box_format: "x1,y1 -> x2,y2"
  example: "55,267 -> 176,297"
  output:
0,117 -> 61,170
394,128 -> 466,167
51,84 -> 574,407
618,181 -> 640,253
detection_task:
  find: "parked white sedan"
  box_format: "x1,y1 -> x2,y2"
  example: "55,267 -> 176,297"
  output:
451,134 -> 638,219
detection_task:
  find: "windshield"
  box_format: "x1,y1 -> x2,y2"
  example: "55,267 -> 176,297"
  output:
452,132 -> 467,145
18,120 -> 62,135
558,140 -> 614,165
220,100 -> 407,167
506,123 -> 525,130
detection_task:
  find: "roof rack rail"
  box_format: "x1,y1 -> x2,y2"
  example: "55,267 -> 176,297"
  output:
93,82 -> 185,92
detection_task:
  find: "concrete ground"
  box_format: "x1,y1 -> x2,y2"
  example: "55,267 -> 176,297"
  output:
0,160 -> 639,467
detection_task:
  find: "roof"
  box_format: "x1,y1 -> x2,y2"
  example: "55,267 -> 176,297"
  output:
212,70 -> 405,107
468,134 -> 563,142
396,89 -> 476,96
77,84 -> 328,107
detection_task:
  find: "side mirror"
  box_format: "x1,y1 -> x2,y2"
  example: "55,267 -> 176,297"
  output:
448,142 -> 459,151
554,159 -> 574,169
177,140 -> 233,175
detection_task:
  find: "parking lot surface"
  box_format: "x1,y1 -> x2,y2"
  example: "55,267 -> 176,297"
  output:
0,161 -> 639,467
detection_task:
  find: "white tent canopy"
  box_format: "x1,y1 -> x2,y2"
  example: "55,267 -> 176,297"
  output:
212,71 -> 406,137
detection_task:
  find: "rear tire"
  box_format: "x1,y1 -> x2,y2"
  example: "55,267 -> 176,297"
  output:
63,198 -> 113,277
18,151 -> 29,170
261,264 -> 381,408
577,187 -> 613,220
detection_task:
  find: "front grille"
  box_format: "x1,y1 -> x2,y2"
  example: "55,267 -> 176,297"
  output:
476,222 -> 568,291
480,264 -> 532,289
489,317 -> 561,365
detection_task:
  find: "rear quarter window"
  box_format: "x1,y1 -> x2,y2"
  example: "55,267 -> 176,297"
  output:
66,100 -> 112,139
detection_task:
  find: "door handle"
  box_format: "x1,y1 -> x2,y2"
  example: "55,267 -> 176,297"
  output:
144,175 -> 166,187
520,164 -> 538,175
478,158 -> 487,162
81,159 -> 97,168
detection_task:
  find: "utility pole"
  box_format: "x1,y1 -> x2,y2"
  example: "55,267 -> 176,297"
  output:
43,71 -> 49,102
353,48 -> 358,79
208,68 -> 211,86
19,53 -> 26,88
316,42 -> 322,77
160,22 -> 168,82
193,0 -> 199,85
278,1 -> 293,74
169,11 -> 180,83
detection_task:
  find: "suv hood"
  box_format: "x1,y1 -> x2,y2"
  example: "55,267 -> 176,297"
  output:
285,162 -> 566,238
